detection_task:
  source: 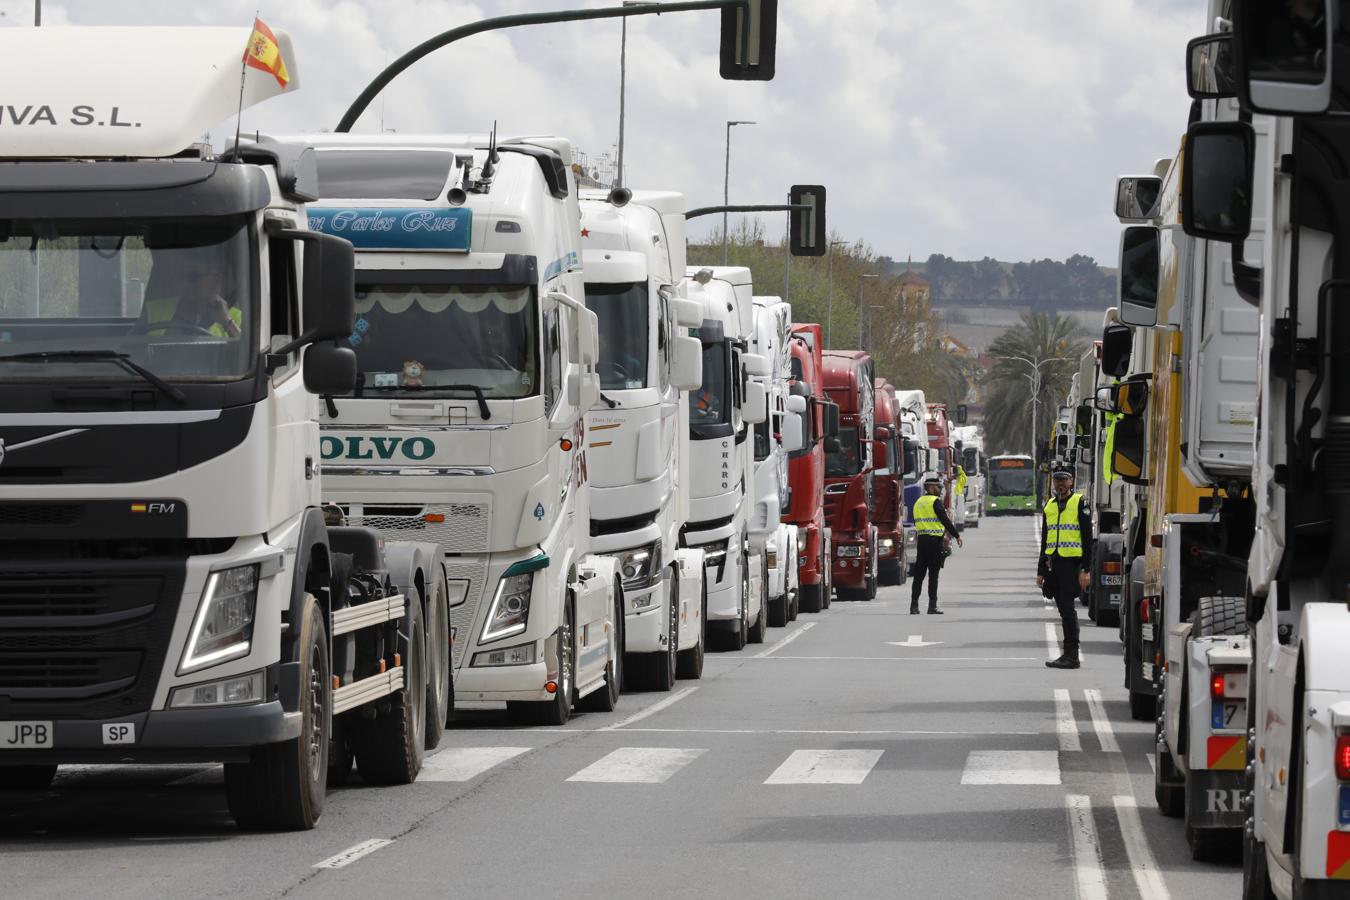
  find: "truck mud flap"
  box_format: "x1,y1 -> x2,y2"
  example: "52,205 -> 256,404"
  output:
1186,770 -> 1246,830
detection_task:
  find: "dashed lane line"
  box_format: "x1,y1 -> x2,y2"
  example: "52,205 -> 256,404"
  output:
1084,689 -> 1121,754
313,838 -> 394,870
754,655 -> 1039,662
1044,622 -> 1060,658
1112,796 -> 1172,900
598,686 -> 698,731
754,621 -> 816,658
1065,795 -> 1109,900
1055,688 -> 1082,752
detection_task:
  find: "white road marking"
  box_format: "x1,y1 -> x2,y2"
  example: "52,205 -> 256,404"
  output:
885,635 -> 944,648
1146,753 -> 1156,773
1055,688 -> 1082,752
621,727 -> 1040,736
960,750 -> 1061,785
754,621 -> 817,658
599,686 -> 698,731
757,655 -> 1039,662
1065,795 -> 1109,900
1113,795 -> 1173,900
420,746 -> 531,782
1045,622 -> 1060,659
1084,689 -> 1121,753
566,747 -> 706,784
314,838 -> 394,870
763,749 -> 884,785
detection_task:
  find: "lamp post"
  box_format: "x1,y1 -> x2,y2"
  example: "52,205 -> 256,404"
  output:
614,0 -> 643,188
722,120 -> 755,265
825,239 -> 848,349
856,273 -> 879,348
995,353 -> 1066,496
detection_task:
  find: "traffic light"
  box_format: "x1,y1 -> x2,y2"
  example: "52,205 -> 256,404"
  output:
788,184 -> 826,257
720,0 -> 777,81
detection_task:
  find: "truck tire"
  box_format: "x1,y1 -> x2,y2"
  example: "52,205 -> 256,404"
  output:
724,554 -> 749,651
1154,700 -> 1184,818
677,578 -> 706,679
578,587 -> 623,713
644,572 -> 678,691
749,557 -> 768,643
821,541 -> 833,609
353,599 -> 426,784
225,593 -> 329,830
1197,595 -> 1245,637
0,765 -> 57,789
424,569 -> 451,749
1129,689 -> 1155,722
526,601 -> 575,726
878,560 -> 901,587
798,582 -> 823,614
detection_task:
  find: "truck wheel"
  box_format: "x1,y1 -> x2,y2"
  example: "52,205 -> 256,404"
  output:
768,553 -> 788,629
1129,690 -> 1155,721
727,554 -> 749,651
578,588 -> 623,713
0,765 -> 57,789
424,570 -> 450,749
1185,785 -> 1233,861
1198,595 -> 1245,637
354,599 -> 426,785
799,582 -> 822,614
531,602 -> 575,726
677,579 -> 706,679
1242,825 -> 1276,900
821,544 -> 833,609
1154,712 -> 1184,818
225,593 -> 328,830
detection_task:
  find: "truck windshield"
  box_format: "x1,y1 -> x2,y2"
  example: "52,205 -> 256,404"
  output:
826,426 -> 862,477
348,281 -> 537,398
0,216 -> 254,383
689,341 -> 730,431
903,442 -> 918,483
963,447 -> 980,474
583,282 -> 648,390
989,467 -> 1034,496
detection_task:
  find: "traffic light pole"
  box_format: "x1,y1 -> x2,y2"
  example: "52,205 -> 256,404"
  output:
336,0 -> 752,133
685,204 -> 808,219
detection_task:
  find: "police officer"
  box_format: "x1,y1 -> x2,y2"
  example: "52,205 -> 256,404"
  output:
1038,466 -> 1093,669
911,472 -> 962,615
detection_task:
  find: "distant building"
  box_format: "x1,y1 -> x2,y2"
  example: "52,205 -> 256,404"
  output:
893,257 -> 931,307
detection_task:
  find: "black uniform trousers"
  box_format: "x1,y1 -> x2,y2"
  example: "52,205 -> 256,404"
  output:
910,535 -> 946,610
1046,555 -> 1081,659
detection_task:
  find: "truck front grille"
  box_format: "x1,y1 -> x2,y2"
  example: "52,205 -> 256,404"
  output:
344,502 -> 492,553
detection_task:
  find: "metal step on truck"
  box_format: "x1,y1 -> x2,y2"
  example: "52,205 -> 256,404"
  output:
294,132 -> 624,726
579,187 -> 708,689
0,26 -> 450,830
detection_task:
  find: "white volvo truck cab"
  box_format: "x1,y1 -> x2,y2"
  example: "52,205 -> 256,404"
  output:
578,188 -> 708,689
295,133 -> 623,726
684,266 -> 769,650
751,295 -> 802,628
0,27 -> 452,830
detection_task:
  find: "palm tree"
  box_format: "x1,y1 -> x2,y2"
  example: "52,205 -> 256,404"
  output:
980,312 -> 1087,456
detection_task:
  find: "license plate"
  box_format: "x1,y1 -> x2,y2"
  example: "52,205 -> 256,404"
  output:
1212,700 -> 1246,731
1,721 -> 53,749
1340,786 -> 1350,827
1101,574 -> 1123,586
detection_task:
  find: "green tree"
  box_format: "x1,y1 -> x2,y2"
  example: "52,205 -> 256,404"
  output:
980,312 -> 1087,457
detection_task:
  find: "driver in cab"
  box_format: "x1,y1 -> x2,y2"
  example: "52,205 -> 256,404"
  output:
139,261 -> 242,339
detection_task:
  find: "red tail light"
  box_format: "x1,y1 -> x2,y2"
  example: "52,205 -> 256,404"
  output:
1336,734 -> 1350,781
1211,672 -> 1226,701
1140,598 -> 1149,623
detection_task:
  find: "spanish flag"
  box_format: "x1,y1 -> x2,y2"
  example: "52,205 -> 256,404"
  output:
243,18 -> 290,89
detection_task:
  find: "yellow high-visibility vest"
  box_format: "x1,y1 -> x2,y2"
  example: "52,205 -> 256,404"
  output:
914,494 -> 945,536
142,296 -> 242,338
1043,493 -> 1084,558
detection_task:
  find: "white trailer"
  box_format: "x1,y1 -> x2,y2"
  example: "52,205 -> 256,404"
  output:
684,266 -> 769,650
0,27 -> 450,830
297,133 -> 623,726
952,425 -> 984,528
751,296 -> 802,628
579,188 -> 708,689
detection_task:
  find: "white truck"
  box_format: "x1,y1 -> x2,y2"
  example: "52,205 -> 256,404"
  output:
684,266 -> 770,650
953,425 -> 984,528
578,187 -> 709,689
751,295 -> 803,627
0,26 -> 451,830
894,389 -> 933,565
1192,4 -> 1350,893
297,132 -> 624,726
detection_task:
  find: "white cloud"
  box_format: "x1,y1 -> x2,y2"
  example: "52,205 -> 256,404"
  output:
5,0 -> 1204,265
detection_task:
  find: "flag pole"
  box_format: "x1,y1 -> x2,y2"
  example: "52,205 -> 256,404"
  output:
231,15 -> 259,158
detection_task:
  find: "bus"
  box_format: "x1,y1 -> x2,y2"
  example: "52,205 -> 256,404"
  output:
985,455 -> 1037,515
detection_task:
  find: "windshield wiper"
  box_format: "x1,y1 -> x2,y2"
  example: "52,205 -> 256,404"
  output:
0,350 -> 186,403
365,383 -> 491,420
599,392 -> 619,409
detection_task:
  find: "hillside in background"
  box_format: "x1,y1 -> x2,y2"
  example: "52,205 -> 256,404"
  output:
882,254 -> 1117,310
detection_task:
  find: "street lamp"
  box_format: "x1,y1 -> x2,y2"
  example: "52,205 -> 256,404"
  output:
856,273 -> 879,348
614,0 -> 644,188
722,119 -> 756,266
995,354 -> 1066,459
825,239 -> 848,349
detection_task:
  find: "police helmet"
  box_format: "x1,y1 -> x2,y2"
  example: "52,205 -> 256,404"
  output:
923,472 -> 943,487
1051,466 -> 1074,480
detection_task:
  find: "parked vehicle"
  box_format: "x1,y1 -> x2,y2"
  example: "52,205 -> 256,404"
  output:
823,351 -> 877,601
873,380 -> 907,585
784,325 -> 837,613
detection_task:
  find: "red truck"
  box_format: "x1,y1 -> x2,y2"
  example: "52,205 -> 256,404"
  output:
926,403 -> 956,533
872,379 -> 907,586
783,325 -> 837,613
823,350 -> 878,601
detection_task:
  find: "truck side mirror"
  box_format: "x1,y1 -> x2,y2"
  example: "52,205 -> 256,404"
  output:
1111,413 -> 1149,485
274,230 -> 356,351
1234,0 -> 1333,115
1095,377 -> 1150,416
1187,33 -> 1236,100
1114,176 -> 1162,223
568,369 -> 600,413
1101,323 -> 1133,377
549,291 -> 599,366
720,0 -> 777,81
1117,226 -> 1160,328
1075,404 -> 1095,450
780,407 -> 806,452
742,381 -> 768,424
670,335 -> 703,392
671,297 -> 703,328
872,438 -> 888,471
1182,120 -> 1256,243
825,401 -> 841,439
743,352 -> 771,377
303,341 -> 358,395
789,184 -> 827,257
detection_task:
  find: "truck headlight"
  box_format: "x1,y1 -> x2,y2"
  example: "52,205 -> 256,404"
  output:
482,572 -> 534,643
169,670 -> 265,708
838,545 -> 863,557
617,541 -> 661,591
180,564 -> 259,674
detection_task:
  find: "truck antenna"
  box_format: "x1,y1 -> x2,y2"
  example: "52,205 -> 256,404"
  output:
481,121 -> 499,182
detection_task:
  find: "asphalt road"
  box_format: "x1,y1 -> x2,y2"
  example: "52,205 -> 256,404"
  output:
3,517 -> 1239,900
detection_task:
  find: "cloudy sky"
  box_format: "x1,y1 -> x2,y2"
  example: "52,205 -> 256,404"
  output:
1,0 -> 1201,265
